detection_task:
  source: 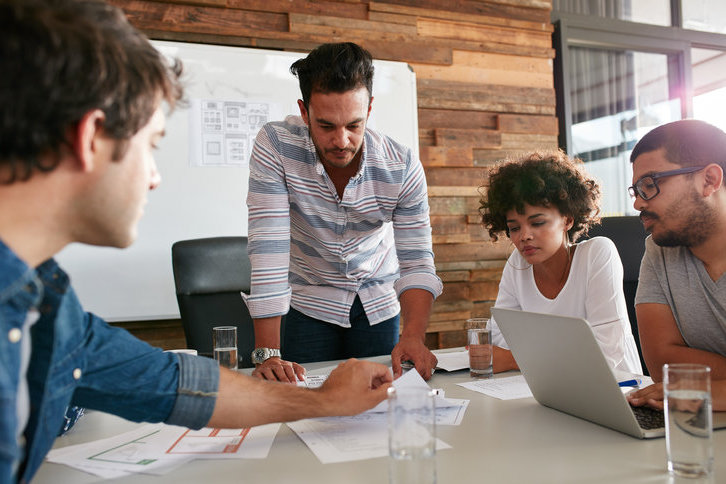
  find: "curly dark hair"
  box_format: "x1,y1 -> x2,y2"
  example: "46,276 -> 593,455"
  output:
479,150 -> 601,242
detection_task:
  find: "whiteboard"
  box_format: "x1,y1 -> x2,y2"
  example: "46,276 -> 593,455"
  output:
55,40 -> 419,322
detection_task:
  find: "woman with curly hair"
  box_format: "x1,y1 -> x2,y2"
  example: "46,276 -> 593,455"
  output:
480,150 -> 641,374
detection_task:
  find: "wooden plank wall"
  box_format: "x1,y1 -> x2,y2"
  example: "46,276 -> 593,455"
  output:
111,0 -> 558,349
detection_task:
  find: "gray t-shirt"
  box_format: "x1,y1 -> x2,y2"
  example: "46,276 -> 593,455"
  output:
636,236 -> 726,356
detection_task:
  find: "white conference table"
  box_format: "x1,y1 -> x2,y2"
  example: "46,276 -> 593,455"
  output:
35,355 -> 723,484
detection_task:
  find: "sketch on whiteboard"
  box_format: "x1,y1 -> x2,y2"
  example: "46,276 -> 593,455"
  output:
189,98 -> 281,167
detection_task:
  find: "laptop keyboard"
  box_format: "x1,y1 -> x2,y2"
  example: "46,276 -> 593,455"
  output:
632,405 -> 665,430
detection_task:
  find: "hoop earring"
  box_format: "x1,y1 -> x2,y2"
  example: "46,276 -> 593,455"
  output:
563,230 -> 573,266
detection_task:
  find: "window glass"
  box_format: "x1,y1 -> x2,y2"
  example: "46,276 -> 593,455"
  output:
683,1 -> 726,34
692,48 -> 726,133
568,47 -> 679,216
553,0 -> 670,26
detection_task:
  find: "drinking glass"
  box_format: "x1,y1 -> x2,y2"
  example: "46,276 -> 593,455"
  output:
388,386 -> 436,484
213,326 -> 238,370
466,318 -> 492,378
664,363 -> 713,478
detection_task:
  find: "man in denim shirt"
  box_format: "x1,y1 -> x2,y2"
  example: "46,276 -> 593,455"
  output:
0,1 -> 393,482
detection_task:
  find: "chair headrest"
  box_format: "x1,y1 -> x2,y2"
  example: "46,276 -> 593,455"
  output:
171,237 -> 252,294
583,216 -> 647,282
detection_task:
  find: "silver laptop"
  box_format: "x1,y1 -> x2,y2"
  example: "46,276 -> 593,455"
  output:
491,307 -> 726,439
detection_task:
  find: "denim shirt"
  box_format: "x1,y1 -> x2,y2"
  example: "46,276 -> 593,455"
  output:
0,240 -> 220,483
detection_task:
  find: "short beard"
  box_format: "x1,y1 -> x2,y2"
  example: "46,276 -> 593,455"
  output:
652,189 -> 716,247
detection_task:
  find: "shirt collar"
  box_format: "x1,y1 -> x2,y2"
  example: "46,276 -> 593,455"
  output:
0,238 -> 68,309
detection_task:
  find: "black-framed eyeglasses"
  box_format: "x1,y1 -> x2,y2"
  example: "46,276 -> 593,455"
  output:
628,166 -> 706,201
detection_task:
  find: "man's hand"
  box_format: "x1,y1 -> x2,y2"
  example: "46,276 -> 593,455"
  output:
319,358 -> 393,416
391,335 -> 437,380
626,383 -> 664,410
208,358 -> 390,428
251,357 -> 306,383
627,380 -> 726,412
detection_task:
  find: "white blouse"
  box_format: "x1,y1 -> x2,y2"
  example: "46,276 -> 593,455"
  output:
490,236 -> 642,374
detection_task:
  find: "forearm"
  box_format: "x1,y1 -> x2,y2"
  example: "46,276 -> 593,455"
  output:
645,343 -> 726,382
207,368 -> 330,428
636,303 -> 726,381
209,359 -> 393,427
399,288 -> 434,339
493,346 -> 519,373
253,316 -> 283,348
391,289 -> 437,379
713,380 -> 726,412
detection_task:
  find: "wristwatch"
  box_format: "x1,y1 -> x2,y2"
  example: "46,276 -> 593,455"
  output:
251,347 -> 281,365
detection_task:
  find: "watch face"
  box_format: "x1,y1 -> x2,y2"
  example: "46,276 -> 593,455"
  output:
252,348 -> 280,364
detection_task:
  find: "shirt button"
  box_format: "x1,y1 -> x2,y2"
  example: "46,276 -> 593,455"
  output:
8,328 -> 21,343
73,368 -> 82,380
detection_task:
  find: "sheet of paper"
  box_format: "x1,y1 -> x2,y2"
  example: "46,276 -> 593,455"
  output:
367,368 -> 466,413
458,375 -> 534,400
287,413 -> 451,464
287,368 -> 463,463
45,439 -> 133,478
47,424 -> 191,477
435,398 -> 469,425
297,374 -> 328,388
47,421 -> 281,477
188,98 -> 283,167
164,423 -> 280,459
46,437 -> 134,479
433,348 -> 470,372
298,367 -> 470,419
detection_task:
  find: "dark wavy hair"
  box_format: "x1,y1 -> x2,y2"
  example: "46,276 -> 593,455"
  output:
0,0 -> 184,183
479,150 -> 601,242
290,42 -> 374,110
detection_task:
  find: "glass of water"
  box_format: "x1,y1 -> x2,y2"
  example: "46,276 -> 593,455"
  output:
663,363 -> 713,478
388,386 -> 436,484
466,318 -> 492,379
213,326 -> 238,370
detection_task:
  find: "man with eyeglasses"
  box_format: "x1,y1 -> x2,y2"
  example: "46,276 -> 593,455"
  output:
624,119 -> 726,411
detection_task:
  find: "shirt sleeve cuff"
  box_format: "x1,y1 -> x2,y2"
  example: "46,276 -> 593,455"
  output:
394,272 -> 443,299
165,353 -> 219,429
242,288 -> 291,319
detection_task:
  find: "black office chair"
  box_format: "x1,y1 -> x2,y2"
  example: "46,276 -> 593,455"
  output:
582,216 -> 649,374
171,236 -> 256,368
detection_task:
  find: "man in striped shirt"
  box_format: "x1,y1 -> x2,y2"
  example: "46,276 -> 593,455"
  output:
245,42 -> 443,382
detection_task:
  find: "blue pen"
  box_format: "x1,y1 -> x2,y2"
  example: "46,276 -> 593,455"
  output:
618,378 -> 642,387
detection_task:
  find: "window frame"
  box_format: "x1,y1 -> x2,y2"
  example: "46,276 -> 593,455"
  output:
553,8 -> 726,155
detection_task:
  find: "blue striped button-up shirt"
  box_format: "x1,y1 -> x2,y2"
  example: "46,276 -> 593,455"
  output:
245,116 -> 442,327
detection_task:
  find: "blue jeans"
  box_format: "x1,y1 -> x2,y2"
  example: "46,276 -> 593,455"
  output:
282,296 -> 399,363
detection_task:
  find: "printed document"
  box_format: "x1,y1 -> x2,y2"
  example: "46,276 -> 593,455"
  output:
432,348 -> 470,372
458,374 -> 534,400
287,413 -> 451,464
46,422 -> 280,478
288,369 -> 464,463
